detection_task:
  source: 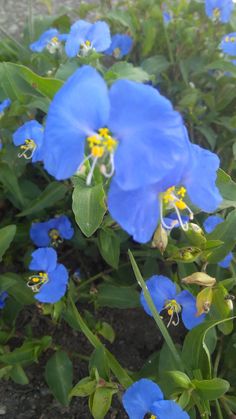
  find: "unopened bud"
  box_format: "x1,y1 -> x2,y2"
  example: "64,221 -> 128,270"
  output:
196,287 -> 213,316
225,294 -> 235,311
182,272 -> 216,287
185,223 -> 206,247
152,224 -> 168,254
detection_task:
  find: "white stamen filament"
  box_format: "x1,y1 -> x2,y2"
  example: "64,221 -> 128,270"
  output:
100,153 -> 115,178
86,156 -> 98,186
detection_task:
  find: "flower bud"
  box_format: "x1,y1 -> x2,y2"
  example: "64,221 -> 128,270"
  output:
184,223 -> 206,247
152,224 -> 168,254
196,287 -> 213,316
182,272 -> 216,287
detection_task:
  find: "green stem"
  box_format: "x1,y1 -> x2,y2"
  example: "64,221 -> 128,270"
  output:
128,250 -> 185,371
215,400 -> 224,419
213,339 -> 223,378
163,21 -> 174,65
68,295 -> 133,388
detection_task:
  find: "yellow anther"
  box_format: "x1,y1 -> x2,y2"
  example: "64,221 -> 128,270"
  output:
92,145 -> 105,158
103,136 -> 117,151
177,187 -> 186,198
113,47 -> 121,58
87,135 -> 102,147
98,128 -> 109,136
150,415 -> 157,419
49,229 -> 60,240
32,277 -> 39,283
213,8 -> 220,18
167,308 -> 173,316
85,40 -> 91,47
175,200 -> 187,210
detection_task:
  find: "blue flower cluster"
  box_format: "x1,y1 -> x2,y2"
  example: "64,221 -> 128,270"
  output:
204,215 -> 233,268
29,20 -> 133,59
122,378 -> 189,418
205,0 -> 234,23
28,216 -> 74,303
141,275 -> 205,330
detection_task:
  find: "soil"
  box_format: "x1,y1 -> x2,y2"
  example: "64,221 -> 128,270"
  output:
0,304 -> 175,418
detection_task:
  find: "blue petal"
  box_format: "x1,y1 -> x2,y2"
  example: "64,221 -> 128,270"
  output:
105,34 -> 133,58
205,0 -> 233,22
108,181 -> 160,243
54,215 -> 74,239
182,144 -> 222,213
220,33 -> 236,56
109,80 -> 191,190
203,215 -> 223,234
87,21 -> 111,52
163,213 -> 189,230
0,292 -> 8,309
35,263 -> 68,303
140,275 -> 177,316
30,221 -> 52,246
29,248 -> 57,273
218,252 -> 233,268
176,290 -> 206,330
43,65 -> 110,180
30,28 -> 59,52
13,120 -> 44,162
0,98 -> 11,113
65,20 -> 92,57
122,379 -> 163,419
151,400 -> 189,419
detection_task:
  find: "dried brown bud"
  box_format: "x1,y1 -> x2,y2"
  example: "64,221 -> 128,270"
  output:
182,272 -> 216,287
152,224 -> 168,254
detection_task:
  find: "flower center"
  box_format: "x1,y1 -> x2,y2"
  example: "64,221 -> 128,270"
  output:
113,47 -> 121,58
27,272 -> 48,292
18,139 -> 36,160
47,36 -> 60,53
81,128 -> 117,185
48,228 -> 63,247
224,35 -> 236,43
213,8 -> 221,19
160,186 -> 193,231
164,299 -> 181,327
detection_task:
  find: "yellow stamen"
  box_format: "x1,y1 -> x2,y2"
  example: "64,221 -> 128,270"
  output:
177,186 -> 186,198
213,8 -> 220,18
91,145 -> 105,158
167,308 -> 173,316
32,277 -> 40,283
150,416 -> 157,419
175,200 -> 187,210
98,128 -> 109,136
51,36 -> 59,44
85,40 -> 91,47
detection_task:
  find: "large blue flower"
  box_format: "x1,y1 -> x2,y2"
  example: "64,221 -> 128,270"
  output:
65,20 -> 111,57
105,34 -> 133,58
13,120 -> 44,162
30,215 -> 74,247
122,378 -> 189,419
140,275 -> 206,330
30,28 -> 67,53
205,0 -> 233,23
220,32 -> 236,56
108,143 -> 222,243
0,98 -> 11,116
0,292 -> 8,309
43,65 -> 191,191
203,215 -> 233,268
28,248 -> 68,303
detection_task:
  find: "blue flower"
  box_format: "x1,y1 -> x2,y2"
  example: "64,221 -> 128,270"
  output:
108,143 -> 222,243
205,0 -> 233,23
65,20 -> 111,57
30,28 -> 67,53
0,98 -> 11,116
140,275 -> 206,330
203,215 -> 233,268
30,215 -> 74,247
13,120 -> 44,162
43,65 -> 191,191
28,247 -> 68,303
0,292 -> 8,309
122,378 -> 190,419
105,34 -> 133,58
220,32 -> 236,56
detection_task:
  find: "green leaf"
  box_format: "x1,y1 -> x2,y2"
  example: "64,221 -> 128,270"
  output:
0,272 -> 17,292
141,55 -> 170,76
90,387 -> 117,419
165,371 -> 192,390
70,377 -> 96,398
45,351 -> 73,406
98,230 -> 120,268
72,181 -> 106,237
10,364 -> 29,385
141,19 -> 158,56
97,322 -> 115,344
97,284 -> 140,309
17,182 -> 68,217
212,285 -> 234,335
0,336 -> 51,365
89,346 -> 110,381
105,62 -> 150,83
0,225 -> 16,262
0,163 -> 25,208
193,378 -> 230,400
6,275 -> 34,305
216,169 -> 236,209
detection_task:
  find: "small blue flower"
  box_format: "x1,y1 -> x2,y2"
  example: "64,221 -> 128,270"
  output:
140,275 -> 206,330
105,34 -> 133,58
220,32 -> 236,56
30,215 -> 74,247
108,143 -> 222,243
0,98 -> 11,116
203,215 -> 233,268
65,20 -> 111,57
0,292 -> 8,309
13,120 -> 44,162
43,65 -> 191,191
163,10 -> 172,24
30,28 -> 67,53
205,0 -> 233,23
122,378 -> 190,419
28,247 -> 68,303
